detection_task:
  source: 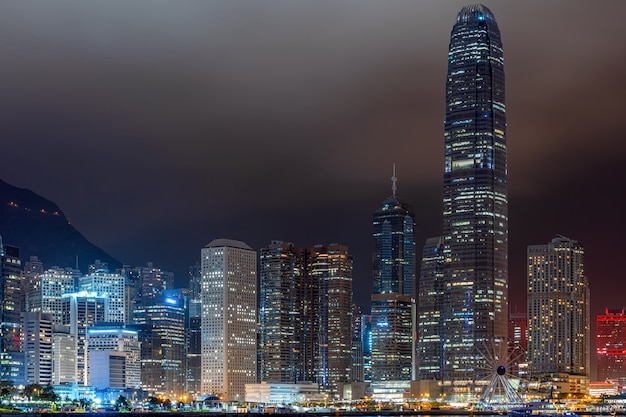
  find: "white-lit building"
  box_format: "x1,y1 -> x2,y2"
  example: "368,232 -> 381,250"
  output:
87,326 -> 141,389
90,350 -> 126,390
21,312 -> 53,385
64,291 -> 107,385
28,267 -> 77,326
52,329 -> 77,385
245,382 -> 324,405
201,239 -> 257,401
79,271 -> 126,323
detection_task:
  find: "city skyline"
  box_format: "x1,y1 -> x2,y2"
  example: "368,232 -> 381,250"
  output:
1,0 -> 625,325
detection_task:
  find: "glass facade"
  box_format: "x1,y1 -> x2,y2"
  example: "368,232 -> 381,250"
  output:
443,4 -> 508,385
371,185 -> 416,382
259,241 -> 306,384
597,309 -> 626,383
419,4 -> 508,394
417,236 -> 445,381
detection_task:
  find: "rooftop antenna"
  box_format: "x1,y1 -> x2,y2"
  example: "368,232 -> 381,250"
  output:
0,234 -> 4,257
391,163 -> 397,197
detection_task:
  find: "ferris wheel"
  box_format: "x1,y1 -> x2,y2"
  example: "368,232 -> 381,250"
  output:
472,337 -> 528,405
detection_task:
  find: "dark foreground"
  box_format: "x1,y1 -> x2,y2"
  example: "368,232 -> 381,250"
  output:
2,410 -> 621,417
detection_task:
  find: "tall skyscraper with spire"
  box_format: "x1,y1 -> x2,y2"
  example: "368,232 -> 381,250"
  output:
371,166 -> 416,382
419,4 -> 507,396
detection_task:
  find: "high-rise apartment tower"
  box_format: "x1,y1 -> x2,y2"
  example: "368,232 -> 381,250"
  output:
527,236 -> 590,377
201,239 -> 257,401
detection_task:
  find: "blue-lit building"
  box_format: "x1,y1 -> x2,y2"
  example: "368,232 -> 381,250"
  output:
134,291 -> 186,398
371,170 -> 416,382
0,239 -> 25,385
417,236 -> 445,381
419,4 -> 508,397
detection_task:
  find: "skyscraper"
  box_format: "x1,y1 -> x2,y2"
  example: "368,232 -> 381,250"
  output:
201,239 -> 257,401
309,244 -> 353,393
0,240 -> 25,385
419,4 -> 507,394
527,236 -> 590,377
28,267 -> 76,326
258,241 -> 353,394
259,241 -> 306,383
79,270 -> 126,323
134,292 -> 186,397
21,312 -> 53,385
597,308 -> 626,384
65,291 -> 108,385
371,169 -> 415,382
417,236 -> 445,381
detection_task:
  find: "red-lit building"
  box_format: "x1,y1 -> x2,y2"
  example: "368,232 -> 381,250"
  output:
509,311 -> 528,351
597,308 -> 626,383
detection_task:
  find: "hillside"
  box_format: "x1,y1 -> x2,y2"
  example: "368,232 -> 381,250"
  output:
0,179 -> 121,272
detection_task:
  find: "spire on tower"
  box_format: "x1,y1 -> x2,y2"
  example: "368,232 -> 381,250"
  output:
391,163 -> 397,197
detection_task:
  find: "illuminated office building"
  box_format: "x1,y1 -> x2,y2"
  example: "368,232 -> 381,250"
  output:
259,241 -> 306,383
309,244 -> 353,392
0,240 -> 25,385
597,308 -> 626,383
87,326 -> 141,389
371,169 -> 415,382
21,312 -> 53,385
64,291 -> 108,385
52,329 -> 77,385
527,236 -> 589,377
28,267 -> 77,325
134,292 -> 185,397
79,270 -> 126,323
417,236 -> 445,381
201,239 -> 257,401
258,241 -> 353,394
419,4 -> 507,393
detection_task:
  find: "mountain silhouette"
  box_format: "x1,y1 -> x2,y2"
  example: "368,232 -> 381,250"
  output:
0,178 -> 121,272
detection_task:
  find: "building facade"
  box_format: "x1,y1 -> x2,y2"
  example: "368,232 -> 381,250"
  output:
258,241 -> 353,395
527,236 -> 590,377
371,171 -> 416,382
0,241 -> 25,385
65,291 -> 108,385
134,293 -> 186,397
21,312 -> 53,385
52,329 -> 77,385
596,308 -> 626,383
419,4 -> 508,396
417,236 -> 445,381
258,241 -> 306,384
200,239 -> 257,401
79,270 -> 126,323
310,244 -> 353,393
28,267 -> 76,326
87,326 -> 141,389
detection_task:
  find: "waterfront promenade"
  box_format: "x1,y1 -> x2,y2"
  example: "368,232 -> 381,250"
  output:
1,410 -> 621,417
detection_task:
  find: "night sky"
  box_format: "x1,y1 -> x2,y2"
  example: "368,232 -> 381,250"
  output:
1,0 -> 625,332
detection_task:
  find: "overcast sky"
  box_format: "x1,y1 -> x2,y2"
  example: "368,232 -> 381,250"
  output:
1,0 -> 625,334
